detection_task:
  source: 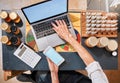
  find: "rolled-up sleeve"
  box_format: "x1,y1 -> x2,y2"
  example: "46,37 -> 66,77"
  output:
85,61 -> 109,83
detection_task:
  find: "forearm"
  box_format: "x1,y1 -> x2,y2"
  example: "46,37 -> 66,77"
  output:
51,72 -> 59,83
52,20 -> 108,82
67,35 -> 95,66
67,36 -> 108,83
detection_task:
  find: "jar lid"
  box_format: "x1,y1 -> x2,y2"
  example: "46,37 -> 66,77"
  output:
0,36 -> 9,44
1,22 -> 9,30
0,11 -> 8,19
107,40 -> 118,51
9,12 -> 17,20
88,36 -> 98,47
99,37 -> 109,47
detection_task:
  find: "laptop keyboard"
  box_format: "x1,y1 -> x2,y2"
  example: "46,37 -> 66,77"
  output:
33,15 -> 70,39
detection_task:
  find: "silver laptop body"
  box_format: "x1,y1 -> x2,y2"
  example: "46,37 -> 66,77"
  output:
22,0 -> 76,51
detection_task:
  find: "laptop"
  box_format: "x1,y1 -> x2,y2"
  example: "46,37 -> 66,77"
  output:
21,0 -> 76,51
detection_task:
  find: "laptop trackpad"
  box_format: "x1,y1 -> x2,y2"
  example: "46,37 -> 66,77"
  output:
46,34 -> 65,47
36,37 -> 49,51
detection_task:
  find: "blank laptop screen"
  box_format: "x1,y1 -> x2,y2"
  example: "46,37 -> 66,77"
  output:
22,0 -> 67,24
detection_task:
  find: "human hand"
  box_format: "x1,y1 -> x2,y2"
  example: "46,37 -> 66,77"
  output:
51,20 -> 73,42
47,58 -> 59,83
47,57 -> 59,73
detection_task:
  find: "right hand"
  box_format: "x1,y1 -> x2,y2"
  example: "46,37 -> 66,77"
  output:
51,20 -> 73,42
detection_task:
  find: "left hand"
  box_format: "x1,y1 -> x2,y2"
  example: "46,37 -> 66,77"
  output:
47,58 -> 59,73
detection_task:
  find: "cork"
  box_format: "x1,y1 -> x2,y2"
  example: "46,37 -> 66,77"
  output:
97,37 -> 109,48
106,40 -> 118,52
85,36 -> 98,47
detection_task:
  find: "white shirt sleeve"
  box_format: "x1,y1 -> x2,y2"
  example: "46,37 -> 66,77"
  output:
85,61 -> 109,83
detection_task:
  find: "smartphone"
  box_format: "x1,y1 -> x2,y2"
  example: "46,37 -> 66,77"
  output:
43,46 -> 65,66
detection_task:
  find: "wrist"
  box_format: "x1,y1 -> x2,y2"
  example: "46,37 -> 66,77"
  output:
51,71 -> 58,75
65,34 -> 75,43
51,72 -> 59,83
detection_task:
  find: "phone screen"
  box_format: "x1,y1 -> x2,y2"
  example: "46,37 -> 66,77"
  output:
43,46 -> 65,66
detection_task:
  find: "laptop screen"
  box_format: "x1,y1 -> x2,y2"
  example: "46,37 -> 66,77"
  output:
22,0 -> 67,24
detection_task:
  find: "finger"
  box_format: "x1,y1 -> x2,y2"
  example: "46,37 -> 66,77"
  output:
58,20 -> 63,25
46,57 -> 50,62
46,57 -> 50,63
53,27 -> 57,32
51,22 -> 58,28
55,64 -> 59,69
53,28 -> 60,34
58,20 -> 64,30
62,20 -> 67,27
47,58 -> 55,65
62,20 -> 69,32
46,57 -> 52,65
47,57 -> 53,63
55,20 -> 61,26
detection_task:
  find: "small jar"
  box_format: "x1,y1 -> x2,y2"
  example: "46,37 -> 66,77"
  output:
86,24 -> 91,27
96,20 -> 101,24
111,20 -> 118,24
96,12 -> 102,16
10,36 -> 21,46
86,19 -> 91,23
91,12 -> 96,16
10,25 -> 21,35
91,20 -> 96,24
91,31 -> 97,35
0,22 -> 11,33
97,37 -> 109,48
100,28 -> 106,31
101,24 -> 106,28
105,24 -> 111,28
101,16 -> 107,20
86,31 -> 91,34
96,28 -> 101,31
91,24 -> 96,27
9,12 -> 21,23
0,11 -> 12,22
0,36 -> 11,45
91,16 -> 96,20
96,16 -> 102,20
96,24 -> 101,28
105,40 -> 118,52
105,28 -> 111,31
85,36 -> 98,47
86,27 -> 91,31
101,20 -> 106,24
110,27 -> 118,31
